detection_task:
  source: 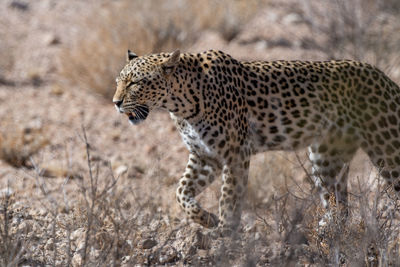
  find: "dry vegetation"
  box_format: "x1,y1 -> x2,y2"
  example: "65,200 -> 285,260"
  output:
58,0 -> 263,99
2,0 -> 400,266
0,120 -> 49,168
301,0 -> 400,80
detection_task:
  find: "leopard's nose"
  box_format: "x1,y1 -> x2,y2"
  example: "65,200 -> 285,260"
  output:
113,100 -> 123,107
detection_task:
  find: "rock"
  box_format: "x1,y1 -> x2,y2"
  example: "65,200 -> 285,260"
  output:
121,255 -> 131,266
127,165 -> 145,179
44,238 -> 54,251
115,165 -> 128,177
282,13 -> 303,25
71,228 -> 85,240
18,220 -> 32,233
255,40 -> 268,51
9,0 -> 29,11
43,33 -> 60,46
71,228 -> 86,251
159,246 -> 179,264
39,164 -> 68,178
141,238 -> 157,249
90,248 -> 100,259
149,220 -> 160,231
273,37 -> 292,48
71,253 -> 82,267
0,187 -> 14,198
50,84 -> 64,96
35,207 -> 48,217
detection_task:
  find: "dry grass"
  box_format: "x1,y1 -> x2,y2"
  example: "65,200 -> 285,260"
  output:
0,121 -> 49,168
1,129 -> 400,265
247,151 -> 308,207
246,149 -> 400,265
0,127 -> 156,265
301,0 -> 400,80
0,188 -> 25,266
57,0 -> 265,99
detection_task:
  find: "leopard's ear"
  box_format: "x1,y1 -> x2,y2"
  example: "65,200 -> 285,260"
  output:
126,50 -> 138,62
162,50 -> 180,76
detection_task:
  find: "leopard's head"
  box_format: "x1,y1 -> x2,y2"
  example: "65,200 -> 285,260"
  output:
113,50 -> 180,125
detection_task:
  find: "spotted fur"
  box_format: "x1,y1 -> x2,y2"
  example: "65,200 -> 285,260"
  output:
113,49 -> 400,231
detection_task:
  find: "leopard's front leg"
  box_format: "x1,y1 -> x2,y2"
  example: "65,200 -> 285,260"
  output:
176,153 -> 221,228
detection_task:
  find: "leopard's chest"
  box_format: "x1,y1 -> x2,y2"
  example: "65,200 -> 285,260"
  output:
170,114 -> 217,158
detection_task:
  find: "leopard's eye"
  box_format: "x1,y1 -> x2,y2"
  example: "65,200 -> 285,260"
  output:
126,78 -> 144,88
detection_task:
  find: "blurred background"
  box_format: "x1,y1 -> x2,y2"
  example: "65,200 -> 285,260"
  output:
1,0 -> 400,265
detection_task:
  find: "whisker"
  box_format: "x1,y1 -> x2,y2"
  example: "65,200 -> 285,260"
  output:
134,110 -> 141,120
135,108 -> 144,119
137,106 -> 148,118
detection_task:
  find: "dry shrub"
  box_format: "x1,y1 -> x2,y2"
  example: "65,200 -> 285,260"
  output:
249,153 -> 290,206
295,171 -> 400,265
301,0 -> 400,80
247,151 -> 312,208
0,189 -> 20,266
248,151 -> 400,265
3,131 -> 400,265
23,128 -> 170,265
0,122 -> 49,168
57,0 -> 265,99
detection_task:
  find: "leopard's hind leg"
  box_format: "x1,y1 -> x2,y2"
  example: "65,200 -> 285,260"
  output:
308,125 -> 360,214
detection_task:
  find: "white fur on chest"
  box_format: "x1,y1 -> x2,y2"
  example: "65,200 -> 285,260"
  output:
170,113 -> 216,157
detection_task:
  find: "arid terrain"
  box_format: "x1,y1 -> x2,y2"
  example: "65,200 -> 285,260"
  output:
1,0 -> 400,266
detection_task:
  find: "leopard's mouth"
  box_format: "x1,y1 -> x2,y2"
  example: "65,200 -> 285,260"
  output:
125,105 -> 149,125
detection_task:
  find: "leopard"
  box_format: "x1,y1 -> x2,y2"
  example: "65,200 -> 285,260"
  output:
113,49 -> 400,233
